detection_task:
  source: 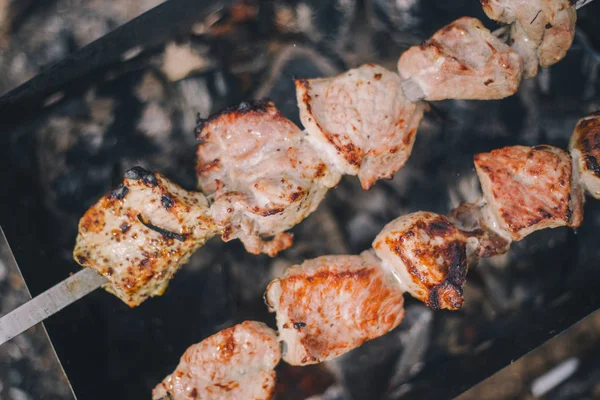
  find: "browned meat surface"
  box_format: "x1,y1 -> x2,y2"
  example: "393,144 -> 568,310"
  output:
397,17 -> 523,101
196,101 -> 341,256
538,7 -> 576,68
474,145 -> 582,241
481,0 -> 576,77
73,167 -> 217,307
373,212 -> 470,310
152,321 -> 281,400
265,250 -> 405,365
295,64 -> 425,189
569,111 -> 600,199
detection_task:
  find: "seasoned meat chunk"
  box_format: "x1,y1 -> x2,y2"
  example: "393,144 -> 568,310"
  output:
373,212 -> 469,310
397,17 -> 523,101
295,64 -> 425,189
265,250 -> 405,366
474,145 -> 582,241
569,111 -> 600,199
196,101 -> 341,256
538,7 -> 576,68
481,0 -> 576,77
73,167 -> 216,307
152,321 -> 281,400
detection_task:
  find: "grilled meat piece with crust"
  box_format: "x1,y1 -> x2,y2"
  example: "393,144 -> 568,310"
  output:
397,17 -> 523,101
481,0 -> 576,77
73,167 -> 216,307
474,145 -> 582,241
373,212 -> 470,310
295,64 -> 425,190
196,101 -> 341,256
569,111 -> 600,199
265,250 -> 405,366
152,321 -> 281,400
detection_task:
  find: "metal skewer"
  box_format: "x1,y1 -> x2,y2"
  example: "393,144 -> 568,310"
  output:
0,0 -> 595,348
0,227 -> 107,346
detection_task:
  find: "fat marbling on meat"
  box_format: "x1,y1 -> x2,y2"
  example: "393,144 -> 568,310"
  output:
295,64 -> 425,190
474,145 -> 583,241
265,250 -> 405,366
569,111 -> 600,199
152,321 -> 281,400
196,101 -> 341,256
397,17 -> 523,101
481,0 -> 576,77
373,212 -> 470,311
73,167 -> 217,307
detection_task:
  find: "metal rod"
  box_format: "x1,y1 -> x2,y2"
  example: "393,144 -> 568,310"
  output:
0,266 -> 107,346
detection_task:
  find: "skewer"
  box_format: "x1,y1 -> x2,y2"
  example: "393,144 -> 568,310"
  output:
0,227 -> 107,346
0,0 -> 595,348
400,0 -> 595,103
153,111 -> 600,398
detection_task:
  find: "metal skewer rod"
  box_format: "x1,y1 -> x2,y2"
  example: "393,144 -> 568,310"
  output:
0,227 -> 107,346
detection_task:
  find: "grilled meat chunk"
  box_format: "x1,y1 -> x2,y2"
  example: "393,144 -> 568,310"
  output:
152,321 -> 281,400
474,145 -> 582,241
295,64 -> 425,189
481,0 -> 576,77
373,212 -> 469,310
265,250 -> 405,366
569,111 -> 600,199
196,101 -> 341,256
537,7 -> 576,68
73,167 -> 216,307
397,17 -> 523,101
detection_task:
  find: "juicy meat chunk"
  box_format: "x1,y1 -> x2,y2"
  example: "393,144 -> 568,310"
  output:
373,212 -> 470,310
569,111 -> 600,199
73,167 -> 217,307
265,250 -> 405,366
397,17 -> 523,101
474,145 -> 582,241
509,21 -> 541,78
196,100 -> 341,256
538,7 -> 576,68
295,64 -> 425,189
481,0 -> 576,77
152,321 -> 281,400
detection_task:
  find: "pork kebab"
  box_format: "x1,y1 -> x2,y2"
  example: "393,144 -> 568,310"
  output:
72,0 -> 586,308
152,111 -> 600,399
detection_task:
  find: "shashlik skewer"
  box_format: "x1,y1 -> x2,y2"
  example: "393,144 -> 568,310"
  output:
0,0 -> 594,346
154,111 -> 600,399
75,64 -> 425,307
73,0 -> 588,307
399,0 -> 588,102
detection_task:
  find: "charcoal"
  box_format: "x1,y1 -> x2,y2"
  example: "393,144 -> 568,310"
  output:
271,0 -> 357,51
366,0 -> 490,48
385,305 -> 434,398
175,69 -> 244,137
254,44 -> 341,125
0,0 -> 165,93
